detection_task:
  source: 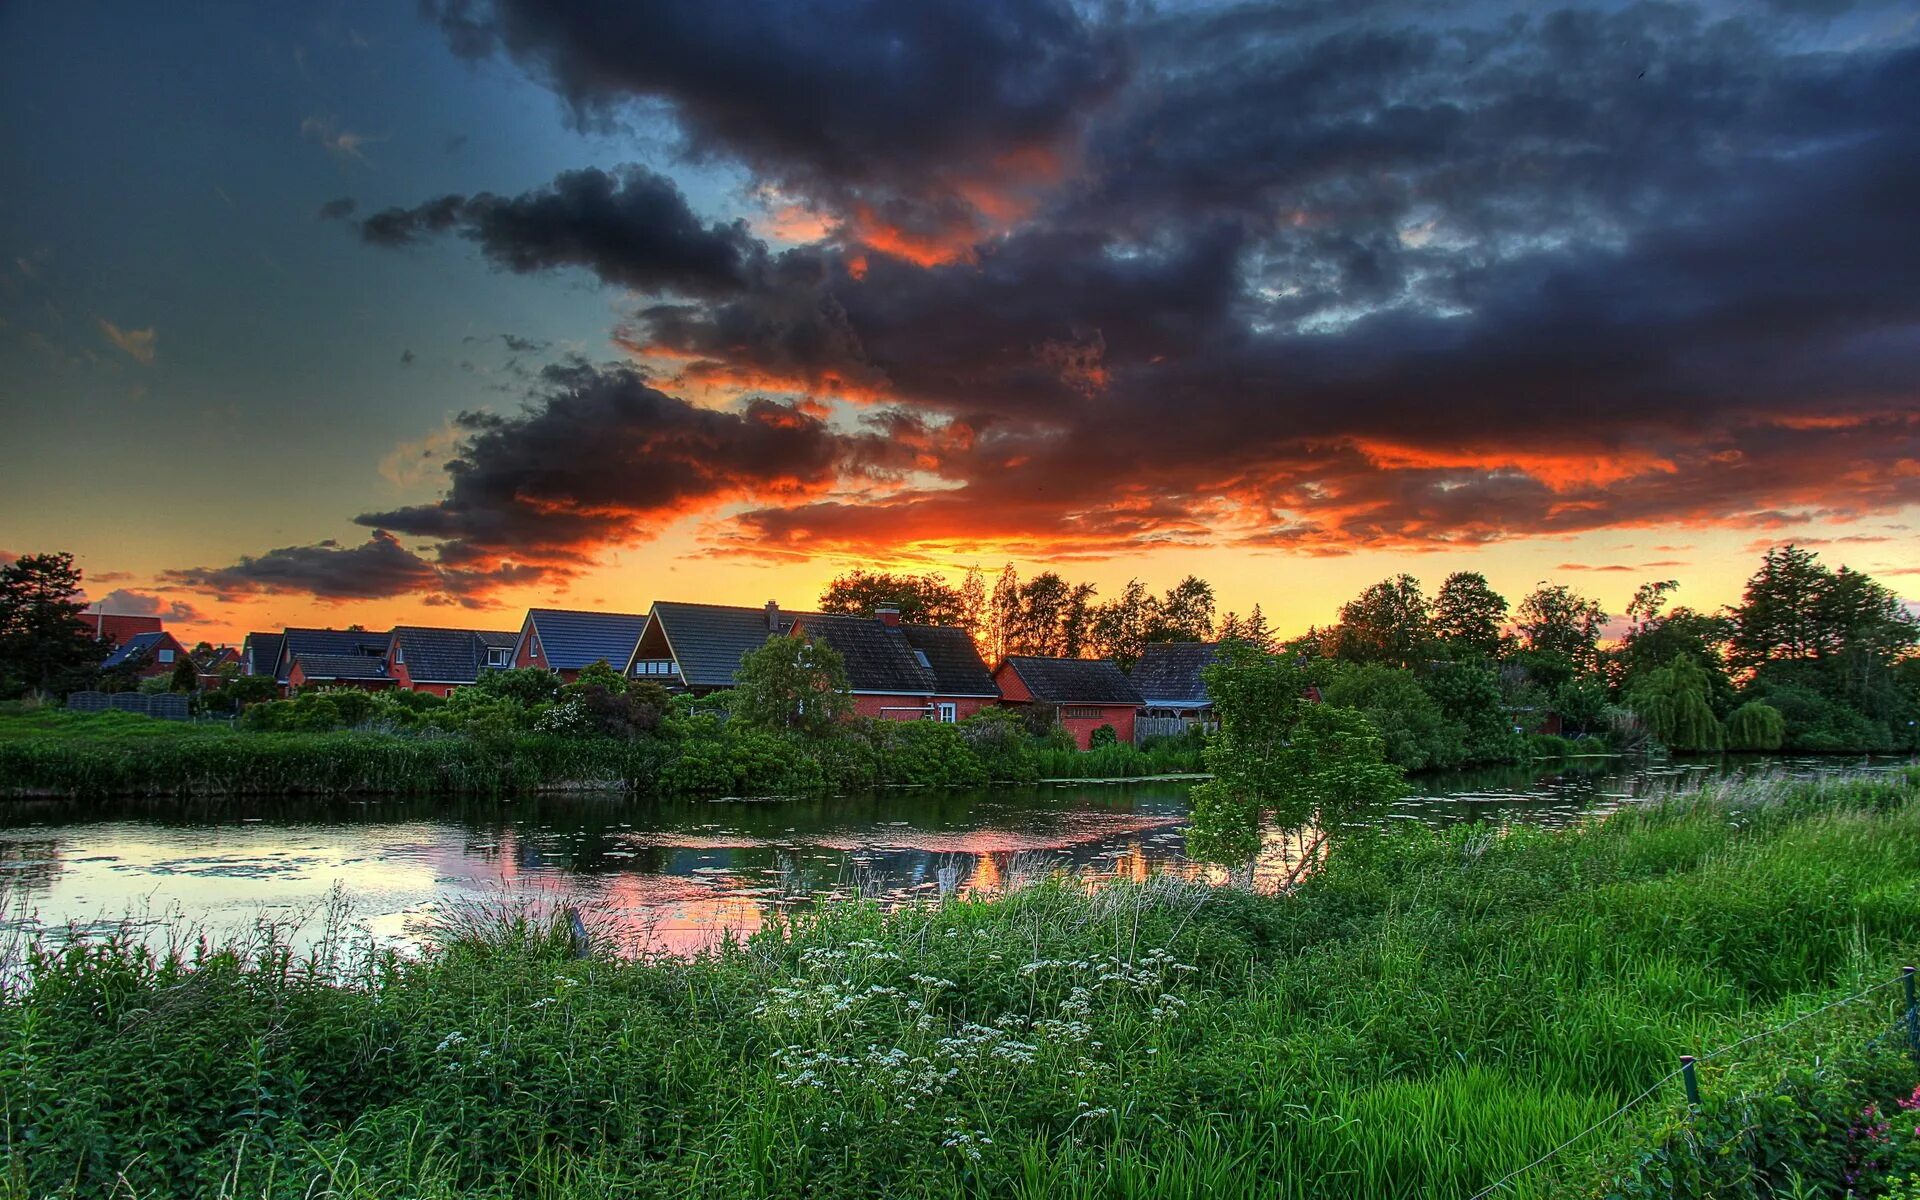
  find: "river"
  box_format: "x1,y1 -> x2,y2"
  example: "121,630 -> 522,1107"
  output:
1,754 -> 1910,956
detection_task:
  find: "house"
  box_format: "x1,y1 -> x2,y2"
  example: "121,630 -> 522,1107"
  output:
271,628 -> 393,690
194,646 -> 244,689
788,607 -> 999,721
1131,642 -> 1219,724
385,626 -> 519,696
286,653 -> 395,691
100,630 -> 191,680
993,656 -> 1144,750
512,608 -> 651,681
241,632 -> 283,678
625,600 -> 811,691
79,611 -> 164,645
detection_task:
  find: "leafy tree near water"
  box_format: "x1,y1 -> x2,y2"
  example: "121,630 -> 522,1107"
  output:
1724,701 -> 1786,751
1629,653 -> 1724,752
731,634 -> 852,737
1516,582 -> 1607,672
1187,641 -> 1403,872
1332,573 -> 1431,668
1432,571 -> 1509,658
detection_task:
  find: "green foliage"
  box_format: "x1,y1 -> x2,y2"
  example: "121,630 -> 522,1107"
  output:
1322,661 -> 1463,771
1088,723 -> 1118,748
0,551 -> 105,697
731,634 -> 853,736
467,667 -> 563,707
8,774 -> 1920,1199
1516,583 -> 1607,672
1726,702 -> 1788,752
1432,570 -> 1509,658
1746,681 -> 1895,753
819,569 -> 962,625
1420,661 -> 1529,765
1630,654 -> 1725,753
1332,573 -> 1431,667
1188,642 -> 1403,866
167,654 -> 198,694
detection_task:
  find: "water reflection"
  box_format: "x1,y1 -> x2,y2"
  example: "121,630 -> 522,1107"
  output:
0,754 -> 1907,955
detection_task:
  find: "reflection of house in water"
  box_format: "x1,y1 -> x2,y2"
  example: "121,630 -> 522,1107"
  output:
0,838 -> 64,893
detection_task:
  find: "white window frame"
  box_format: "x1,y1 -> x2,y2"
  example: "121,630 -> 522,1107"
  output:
157,649 -> 175,664
937,702 -> 957,723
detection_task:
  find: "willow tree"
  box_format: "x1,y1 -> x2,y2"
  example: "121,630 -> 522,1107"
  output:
1725,702 -> 1787,752
1629,653 -> 1724,753
1188,641 -> 1404,881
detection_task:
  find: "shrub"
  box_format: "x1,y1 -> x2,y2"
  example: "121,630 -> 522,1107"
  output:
1089,723 -> 1119,748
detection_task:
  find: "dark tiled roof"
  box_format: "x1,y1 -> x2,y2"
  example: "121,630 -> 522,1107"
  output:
645,601 -> 811,688
1003,657 -> 1143,705
276,628 -> 391,682
242,632 -> 282,678
524,608 -> 650,671
900,624 -> 998,696
102,631 -> 167,669
293,653 -> 391,681
797,615 -> 928,694
393,626 -> 519,684
1130,642 -> 1219,707
476,630 -> 520,650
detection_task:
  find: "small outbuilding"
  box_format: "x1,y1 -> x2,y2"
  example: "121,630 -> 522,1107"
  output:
992,656 -> 1143,750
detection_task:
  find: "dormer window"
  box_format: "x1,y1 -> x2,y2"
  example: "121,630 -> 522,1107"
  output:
488,648 -> 510,667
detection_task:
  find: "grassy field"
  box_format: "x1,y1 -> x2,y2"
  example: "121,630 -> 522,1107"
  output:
6,769 -> 1920,1198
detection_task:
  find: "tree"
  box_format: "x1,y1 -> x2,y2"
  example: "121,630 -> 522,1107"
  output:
1187,641 -> 1403,873
0,552 -> 104,696
732,634 -> 851,737
1725,702 -> 1786,751
990,565 -> 1021,663
1432,572 -> 1508,658
1012,571 -> 1074,656
1151,576 -> 1216,644
1729,546 -> 1917,711
1629,653 -> 1724,752
1333,575 -> 1431,667
956,566 -> 989,651
819,570 -> 962,625
168,655 -> 198,694
1609,583 -> 1734,710
1515,583 -> 1606,672
1091,579 -> 1157,668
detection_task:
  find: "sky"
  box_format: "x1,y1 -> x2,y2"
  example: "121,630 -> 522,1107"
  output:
1,0 -> 1916,646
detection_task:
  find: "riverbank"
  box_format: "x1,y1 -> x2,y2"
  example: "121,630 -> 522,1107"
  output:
7,769 -> 1919,1198
0,709 -> 1208,799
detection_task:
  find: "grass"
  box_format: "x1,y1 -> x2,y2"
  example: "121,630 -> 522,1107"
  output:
6,769 -> 1920,1197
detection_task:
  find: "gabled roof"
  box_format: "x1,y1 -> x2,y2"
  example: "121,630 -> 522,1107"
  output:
793,614 -> 930,694
392,626 -> 520,684
642,601 -> 811,689
275,628 -> 392,682
102,631 -> 169,669
83,613 -> 164,644
901,624 -> 1000,697
1000,657 -> 1143,706
1130,642 -> 1219,707
197,647 -> 243,671
292,652 -> 391,682
476,630 -> 520,651
242,632 -> 283,677
522,608 -> 650,671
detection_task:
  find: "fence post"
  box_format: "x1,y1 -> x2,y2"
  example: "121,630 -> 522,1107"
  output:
1679,1055 -> 1701,1110
1904,967 -> 1919,1063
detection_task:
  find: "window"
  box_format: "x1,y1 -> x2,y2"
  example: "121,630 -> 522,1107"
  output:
1061,705 -> 1106,720
912,649 -> 931,669
937,703 -> 957,723
394,646 -> 404,663
157,649 -> 175,664
445,686 -> 457,697
633,659 -> 675,676
487,648 -> 510,667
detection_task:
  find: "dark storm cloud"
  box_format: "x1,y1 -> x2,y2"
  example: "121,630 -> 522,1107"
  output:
359,166 -> 765,297
317,196 -> 357,220
424,0 -> 1125,213
165,531 -> 447,601
182,0 -> 1920,598
345,362 -> 909,582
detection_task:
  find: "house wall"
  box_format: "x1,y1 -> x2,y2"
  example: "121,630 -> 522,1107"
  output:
849,694 -> 997,721
1058,704 -> 1137,750
514,621 -> 547,670
992,663 -> 1033,702
285,661 -> 393,691
130,634 -> 190,680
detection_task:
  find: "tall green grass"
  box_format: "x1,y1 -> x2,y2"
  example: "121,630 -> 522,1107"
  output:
5,771 -> 1920,1198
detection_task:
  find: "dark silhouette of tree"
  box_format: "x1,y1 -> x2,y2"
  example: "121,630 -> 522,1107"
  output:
1432,572 -> 1508,658
0,552 -> 104,696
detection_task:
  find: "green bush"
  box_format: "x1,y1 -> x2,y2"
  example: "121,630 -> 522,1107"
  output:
1725,701 -> 1788,752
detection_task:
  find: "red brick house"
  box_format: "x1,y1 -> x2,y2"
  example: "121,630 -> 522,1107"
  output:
513,608 -> 651,681
286,653 -> 395,691
80,612 -> 164,645
788,607 -> 999,722
99,630 -> 191,680
993,656 -> 1143,749
626,600 -> 809,692
385,626 -> 519,696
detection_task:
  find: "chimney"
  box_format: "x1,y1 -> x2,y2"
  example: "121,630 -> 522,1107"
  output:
765,599 -> 780,631
876,605 -> 901,628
